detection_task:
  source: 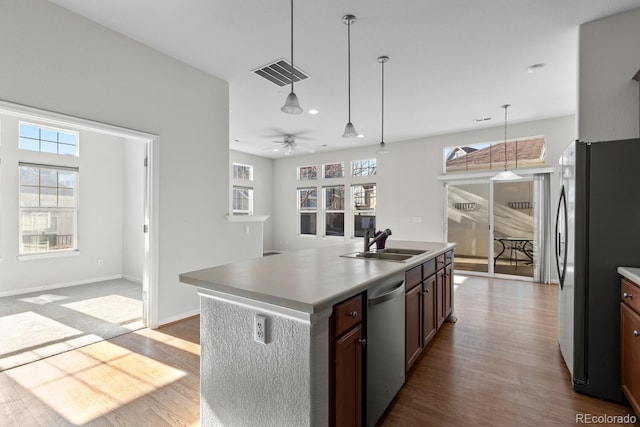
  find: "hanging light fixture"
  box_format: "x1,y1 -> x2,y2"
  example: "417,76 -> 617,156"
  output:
281,0 -> 302,114
342,14 -> 358,137
376,55 -> 390,155
491,104 -> 522,181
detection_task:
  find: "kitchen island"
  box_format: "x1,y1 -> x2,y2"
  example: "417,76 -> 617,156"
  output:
180,240 -> 456,426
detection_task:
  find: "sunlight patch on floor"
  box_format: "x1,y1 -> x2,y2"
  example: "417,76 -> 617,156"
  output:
63,294 -> 143,327
134,328 -> 200,356
18,294 -> 71,305
6,339 -> 187,425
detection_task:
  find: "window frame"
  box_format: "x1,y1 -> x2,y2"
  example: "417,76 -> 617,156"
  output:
297,187 -> 318,237
323,185 -> 345,237
323,162 -> 345,179
232,185 -> 254,216
297,165 -> 318,181
232,162 -> 253,181
352,183 -> 377,238
18,121 -> 79,157
351,159 -> 377,177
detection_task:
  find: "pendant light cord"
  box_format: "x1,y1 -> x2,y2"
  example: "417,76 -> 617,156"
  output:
381,58 -> 385,143
289,0 -> 294,94
503,104 -> 509,171
347,20 -> 352,123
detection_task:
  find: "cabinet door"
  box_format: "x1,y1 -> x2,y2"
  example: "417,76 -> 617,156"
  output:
436,269 -> 445,329
334,325 -> 363,427
422,275 -> 437,346
444,264 -> 453,318
621,303 -> 640,416
405,284 -> 422,371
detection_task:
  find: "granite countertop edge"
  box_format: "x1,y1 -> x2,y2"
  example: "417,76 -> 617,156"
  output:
618,266 -> 640,284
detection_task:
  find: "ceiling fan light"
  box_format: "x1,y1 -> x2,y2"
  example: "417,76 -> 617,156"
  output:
376,141 -> 389,155
281,92 -> 303,114
342,122 -> 358,138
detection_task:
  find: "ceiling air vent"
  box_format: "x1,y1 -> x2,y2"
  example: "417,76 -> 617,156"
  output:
253,59 -> 309,87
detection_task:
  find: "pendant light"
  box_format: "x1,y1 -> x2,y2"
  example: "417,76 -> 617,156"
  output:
491,104 -> 522,181
376,56 -> 390,155
342,14 -> 358,137
281,0 -> 302,114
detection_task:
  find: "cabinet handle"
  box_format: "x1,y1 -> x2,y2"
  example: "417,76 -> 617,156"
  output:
634,331 -> 640,337
359,338 -> 367,346
349,311 -> 358,318
423,289 -> 429,295
623,292 -> 633,299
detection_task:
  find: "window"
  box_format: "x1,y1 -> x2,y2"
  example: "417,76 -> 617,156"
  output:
352,159 -> 377,177
19,123 -> 78,156
324,162 -> 344,179
352,184 -> 376,237
233,163 -> 253,180
298,165 -> 317,181
232,186 -> 253,215
298,188 -> 317,235
19,163 -> 78,254
444,136 -> 546,174
324,186 -> 344,237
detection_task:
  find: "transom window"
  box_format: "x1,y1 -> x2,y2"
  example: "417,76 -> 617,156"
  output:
19,163 -> 78,254
324,163 -> 344,179
298,165 -> 317,181
233,163 -> 253,180
19,122 -> 78,156
444,136 -> 545,173
352,159 -> 377,177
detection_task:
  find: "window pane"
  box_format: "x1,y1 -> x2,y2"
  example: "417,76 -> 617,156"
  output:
20,166 -> 39,186
58,143 -> 77,156
300,213 -> 316,235
19,137 -> 40,151
353,184 -> 376,210
40,168 -> 57,187
325,213 -> 344,236
58,188 -> 75,207
298,166 -> 317,181
21,209 -> 75,253
324,163 -> 344,179
354,213 -> 376,237
58,132 -> 77,145
19,124 -> 40,139
41,140 -> 58,154
444,137 -> 545,173
233,188 -> 251,212
233,164 -> 252,180
40,187 -> 57,207
58,170 -> 76,188
19,186 -> 39,207
299,189 -> 317,209
352,159 -> 377,176
325,186 -> 344,210
40,128 -> 58,142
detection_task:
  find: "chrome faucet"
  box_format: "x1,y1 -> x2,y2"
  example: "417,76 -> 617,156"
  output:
364,228 -> 392,252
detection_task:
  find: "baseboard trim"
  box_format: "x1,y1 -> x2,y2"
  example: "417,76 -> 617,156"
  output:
122,274 -> 143,284
157,308 -> 200,329
0,274 -> 124,297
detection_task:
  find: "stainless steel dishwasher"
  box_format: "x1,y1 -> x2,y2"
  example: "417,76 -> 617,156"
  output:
366,273 -> 405,427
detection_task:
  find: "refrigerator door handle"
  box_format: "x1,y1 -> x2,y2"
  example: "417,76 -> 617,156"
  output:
555,185 -> 568,289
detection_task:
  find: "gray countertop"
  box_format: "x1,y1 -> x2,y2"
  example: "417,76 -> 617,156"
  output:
618,266 -> 640,284
180,240 -> 456,314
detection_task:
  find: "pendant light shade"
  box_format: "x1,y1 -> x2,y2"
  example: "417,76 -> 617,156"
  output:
281,0 -> 302,114
342,15 -> 358,137
376,55 -> 389,155
491,104 -> 522,181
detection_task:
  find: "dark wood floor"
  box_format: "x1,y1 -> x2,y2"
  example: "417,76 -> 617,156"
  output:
0,276 -> 635,426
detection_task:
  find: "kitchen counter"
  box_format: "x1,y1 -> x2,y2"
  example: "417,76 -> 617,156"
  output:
180,240 -> 455,316
618,266 -> 640,283
180,240 -> 455,427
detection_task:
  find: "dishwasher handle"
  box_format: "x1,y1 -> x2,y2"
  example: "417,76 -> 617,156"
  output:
368,281 -> 405,306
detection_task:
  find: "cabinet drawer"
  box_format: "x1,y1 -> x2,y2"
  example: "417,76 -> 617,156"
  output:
405,265 -> 422,290
423,258 -> 436,279
621,303 -> 640,416
436,254 -> 445,270
334,294 -> 363,337
622,278 -> 640,314
445,251 -> 453,266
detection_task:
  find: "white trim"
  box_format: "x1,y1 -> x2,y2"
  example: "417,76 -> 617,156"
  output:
122,274 -> 143,284
17,250 -> 80,261
0,274 -> 123,297
225,214 -> 270,223
157,307 -> 201,328
437,166 -> 555,182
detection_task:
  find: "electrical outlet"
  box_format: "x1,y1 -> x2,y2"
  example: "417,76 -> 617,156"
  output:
254,314 -> 267,344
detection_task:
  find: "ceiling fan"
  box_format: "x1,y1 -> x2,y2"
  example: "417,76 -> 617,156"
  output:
264,134 -> 315,156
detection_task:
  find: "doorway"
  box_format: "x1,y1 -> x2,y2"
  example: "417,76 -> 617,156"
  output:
446,179 -> 537,279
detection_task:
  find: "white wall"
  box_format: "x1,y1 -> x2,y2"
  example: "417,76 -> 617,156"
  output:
0,113 -> 130,295
578,8 -> 640,141
229,150 -> 274,252
123,140 -> 146,283
272,116 -> 575,270
0,0 -> 261,324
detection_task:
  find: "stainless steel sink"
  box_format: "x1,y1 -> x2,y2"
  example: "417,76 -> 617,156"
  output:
340,248 -> 429,262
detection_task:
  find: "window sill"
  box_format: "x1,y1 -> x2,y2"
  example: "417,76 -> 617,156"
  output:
225,215 -> 270,223
18,250 -> 80,261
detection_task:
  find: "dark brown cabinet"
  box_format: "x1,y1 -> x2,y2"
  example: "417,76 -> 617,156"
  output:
422,274 -> 437,345
621,277 -> 640,417
405,281 -> 423,369
330,293 -> 365,427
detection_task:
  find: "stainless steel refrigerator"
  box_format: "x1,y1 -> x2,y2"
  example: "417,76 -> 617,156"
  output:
556,138 -> 640,403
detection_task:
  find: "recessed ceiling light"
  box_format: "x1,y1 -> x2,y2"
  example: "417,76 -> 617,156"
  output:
308,109 -> 319,115
527,63 -> 545,73
357,134 -> 365,138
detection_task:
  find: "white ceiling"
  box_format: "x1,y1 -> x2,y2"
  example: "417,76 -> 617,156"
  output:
49,0 -> 640,158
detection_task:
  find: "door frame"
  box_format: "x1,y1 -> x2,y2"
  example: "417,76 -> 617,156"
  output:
0,99 -> 160,328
